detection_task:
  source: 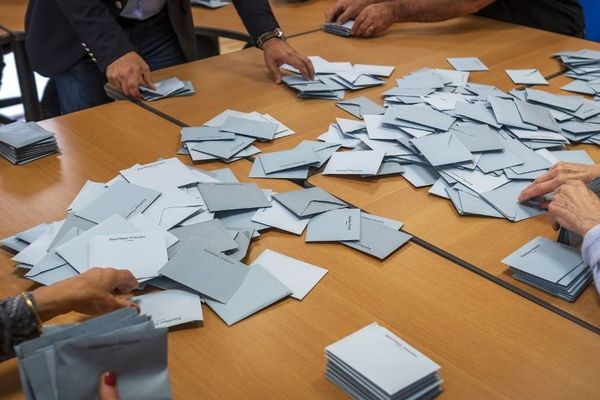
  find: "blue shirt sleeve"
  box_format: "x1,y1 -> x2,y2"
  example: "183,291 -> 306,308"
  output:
581,224 -> 600,297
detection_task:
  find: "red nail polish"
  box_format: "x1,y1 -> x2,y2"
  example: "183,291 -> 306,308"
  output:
104,372 -> 117,387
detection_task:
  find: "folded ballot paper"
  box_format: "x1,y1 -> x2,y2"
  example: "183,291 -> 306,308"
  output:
325,323 -> 442,400
0,121 -> 59,165
323,20 -> 354,37
15,308 -> 171,400
315,64 -> 600,221
139,77 -> 195,101
281,56 -> 395,100
179,109 -> 295,163
502,236 -> 593,302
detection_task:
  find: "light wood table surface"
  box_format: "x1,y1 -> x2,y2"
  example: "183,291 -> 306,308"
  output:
0,0 -> 26,34
192,0 -> 333,38
1,100 -> 600,399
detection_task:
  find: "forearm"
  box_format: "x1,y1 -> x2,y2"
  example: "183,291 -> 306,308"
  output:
0,294 -> 42,361
387,0 -> 495,23
231,0 -> 280,44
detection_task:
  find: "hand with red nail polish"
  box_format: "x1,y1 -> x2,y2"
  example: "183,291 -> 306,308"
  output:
99,371 -> 120,400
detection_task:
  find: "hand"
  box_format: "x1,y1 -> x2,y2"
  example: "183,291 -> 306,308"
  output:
518,162 -> 600,204
32,268 -> 139,321
262,39 -> 314,84
106,51 -> 154,99
99,372 -> 120,400
325,0 -> 376,24
352,3 -> 396,37
547,180 -> 600,236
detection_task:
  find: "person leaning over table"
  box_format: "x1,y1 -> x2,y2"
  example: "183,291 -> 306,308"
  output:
325,0 -> 584,38
24,0 -> 314,115
518,162 -> 600,296
0,268 -> 138,400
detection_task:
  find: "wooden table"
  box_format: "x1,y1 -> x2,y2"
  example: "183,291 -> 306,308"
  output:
0,0 -> 26,33
1,102 -> 600,399
192,0 -> 333,39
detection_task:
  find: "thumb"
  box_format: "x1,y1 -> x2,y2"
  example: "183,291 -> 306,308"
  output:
99,372 -> 120,400
107,295 -> 139,313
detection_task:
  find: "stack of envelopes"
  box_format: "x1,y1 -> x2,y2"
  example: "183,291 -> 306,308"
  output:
325,322 -> 442,400
15,308 -> 171,400
281,56 -> 394,100
0,121 -> 59,165
502,236 -> 593,302
2,157 -> 372,327
555,49 -> 600,102
316,66 -> 600,221
190,0 -> 229,8
323,20 -> 354,36
140,77 -> 195,101
250,140 -> 341,179
180,109 -> 295,163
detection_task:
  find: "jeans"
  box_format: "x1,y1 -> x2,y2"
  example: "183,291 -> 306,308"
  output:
54,10 -> 185,115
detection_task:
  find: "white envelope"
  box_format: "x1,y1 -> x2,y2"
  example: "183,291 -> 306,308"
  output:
142,186 -> 204,229
120,158 -> 198,189
323,150 -> 385,175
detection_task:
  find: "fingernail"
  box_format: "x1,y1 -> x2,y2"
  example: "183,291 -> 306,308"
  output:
104,372 -> 117,387
129,304 -> 140,313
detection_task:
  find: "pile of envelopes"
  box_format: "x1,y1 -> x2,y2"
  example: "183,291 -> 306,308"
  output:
15,308 -> 171,400
1,156 -> 409,328
0,121 -> 59,165
325,322 -> 442,400
140,77 -> 195,101
502,236 -> 592,301
555,49 -> 600,101
281,56 -> 395,100
323,20 -> 354,37
179,109 -> 294,163
317,67 -> 600,221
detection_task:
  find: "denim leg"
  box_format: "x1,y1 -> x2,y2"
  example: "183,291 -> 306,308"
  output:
54,57 -> 111,115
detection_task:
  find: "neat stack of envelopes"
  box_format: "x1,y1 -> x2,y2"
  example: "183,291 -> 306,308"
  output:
555,49 -> 600,101
323,20 -> 354,36
190,0 -> 229,8
139,77 -> 195,101
316,66 -> 600,221
250,140 -> 341,179
15,308 -> 171,400
325,322 -> 443,400
502,236 -> 593,302
281,56 -> 395,100
179,109 -> 294,163
0,121 -> 59,165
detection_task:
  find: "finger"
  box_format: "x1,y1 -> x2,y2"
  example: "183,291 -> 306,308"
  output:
120,79 -> 131,98
357,17 -> 374,37
111,269 -> 138,293
539,200 -> 551,209
352,14 -> 368,37
518,179 -> 560,202
127,75 -> 141,99
294,56 -> 312,81
326,3 -> 343,23
552,221 -> 560,231
337,7 -> 354,24
304,56 -> 315,80
108,295 -> 138,311
141,69 -> 155,89
99,372 -> 120,400
265,53 -> 282,84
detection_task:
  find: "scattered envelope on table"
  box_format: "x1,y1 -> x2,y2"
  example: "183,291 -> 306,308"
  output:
323,150 -> 385,175
305,208 -> 361,242
258,146 -> 319,174
336,96 -> 386,119
251,249 -> 327,300
272,187 -> 347,217
505,69 -> 548,85
168,219 -> 239,255
220,116 -> 279,141
251,197 -> 311,235
159,237 -> 248,304
133,289 -> 203,328
89,231 -> 168,280
446,57 -> 488,71
341,213 -> 411,259
120,158 -> 198,189
204,264 -> 291,326
181,126 -> 235,142
197,182 -> 271,212
191,135 -> 255,160
142,186 -> 204,230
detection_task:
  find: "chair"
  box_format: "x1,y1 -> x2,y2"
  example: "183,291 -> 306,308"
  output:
580,0 -> 600,42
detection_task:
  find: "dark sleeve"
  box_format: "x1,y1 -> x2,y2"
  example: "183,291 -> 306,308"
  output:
53,0 -> 136,72
231,0 -> 280,45
0,294 -> 42,362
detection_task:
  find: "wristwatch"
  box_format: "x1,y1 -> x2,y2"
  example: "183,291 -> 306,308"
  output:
256,28 -> 286,49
